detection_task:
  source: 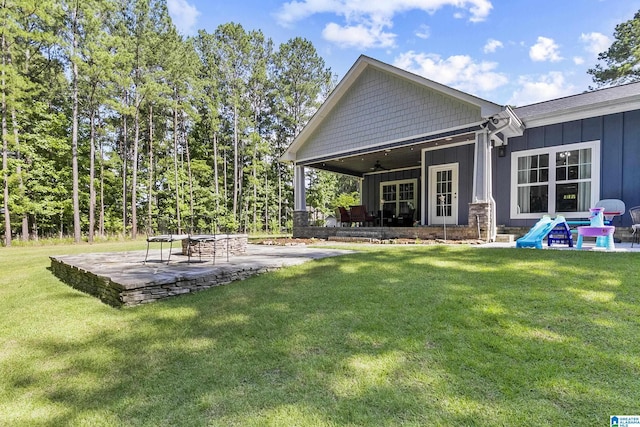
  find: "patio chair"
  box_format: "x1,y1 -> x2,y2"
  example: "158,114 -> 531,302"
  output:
595,199 -> 626,222
630,206 -> 640,248
349,205 -> 375,227
336,206 -> 351,227
144,218 -> 188,264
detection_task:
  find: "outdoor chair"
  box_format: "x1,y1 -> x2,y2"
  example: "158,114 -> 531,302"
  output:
595,199 -> 626,223
144,218 -> 188,264
630,206 -> 640,248
349,205 -> 375,227
337,206 -> 351,227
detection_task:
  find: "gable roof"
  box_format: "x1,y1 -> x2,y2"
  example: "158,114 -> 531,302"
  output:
514,81 -> 640,127
282,55 -> 504,161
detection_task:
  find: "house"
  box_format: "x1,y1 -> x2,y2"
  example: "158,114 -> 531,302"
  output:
281,55 -> 640,240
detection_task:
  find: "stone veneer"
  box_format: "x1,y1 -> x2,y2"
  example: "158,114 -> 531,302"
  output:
293,225 -> 481,240
49,256 -> 272,307
181,234 -> 248,259
468,202 -> 491,241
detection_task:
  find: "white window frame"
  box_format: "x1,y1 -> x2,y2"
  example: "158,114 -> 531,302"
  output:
379,179 -> 418,216
510,140 -> 600,219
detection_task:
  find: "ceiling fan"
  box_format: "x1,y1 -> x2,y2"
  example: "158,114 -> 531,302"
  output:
371,160 -> 388,171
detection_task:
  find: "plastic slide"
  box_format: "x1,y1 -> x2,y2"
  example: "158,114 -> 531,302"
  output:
516,215 -> 567,249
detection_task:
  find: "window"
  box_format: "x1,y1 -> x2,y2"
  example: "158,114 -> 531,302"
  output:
380,179 -> 417,218
510,141 -> 600,219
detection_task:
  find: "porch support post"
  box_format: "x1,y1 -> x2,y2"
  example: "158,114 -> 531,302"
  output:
470,130 -> 494,241
293,165 -> 308,233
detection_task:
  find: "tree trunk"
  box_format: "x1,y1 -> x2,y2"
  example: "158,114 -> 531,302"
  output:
173,96 -> 181,232
252,144 -> 257,231
88,109 -> 96,243
147,105 -> 153,233
99,136 -> 105,237
1,30 -> 10,246
233,103 -> 238,221
131,93 -> 140,239
264,168 -> 268,232
278,164 -> 282,231
184,113 -> 194,231
71,1 -> 81,243
11,104 -> 27,240
213,131 -> 219,213
121,94 -> 128,234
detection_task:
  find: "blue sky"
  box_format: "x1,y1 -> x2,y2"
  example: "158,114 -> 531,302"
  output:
167,0 -> 640,106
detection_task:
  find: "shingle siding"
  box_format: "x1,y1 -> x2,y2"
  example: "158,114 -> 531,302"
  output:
295,67 -> 482,161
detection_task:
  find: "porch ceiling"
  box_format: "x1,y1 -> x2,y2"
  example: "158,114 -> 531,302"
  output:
302,132 -> 476,177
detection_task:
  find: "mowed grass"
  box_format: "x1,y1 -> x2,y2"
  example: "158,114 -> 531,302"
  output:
1,241 -> 639,426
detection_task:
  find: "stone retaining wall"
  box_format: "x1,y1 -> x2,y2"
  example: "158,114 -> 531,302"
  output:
50,257 -> 124,307
50,256 -> 273,308
293,225 -> 481,240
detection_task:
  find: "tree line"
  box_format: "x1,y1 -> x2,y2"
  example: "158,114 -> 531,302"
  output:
1,0 -> 359,246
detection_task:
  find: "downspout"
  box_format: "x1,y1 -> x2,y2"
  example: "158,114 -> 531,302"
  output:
487,116 -> 512,242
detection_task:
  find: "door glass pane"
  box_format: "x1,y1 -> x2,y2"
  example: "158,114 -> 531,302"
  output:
435,169 -> 453,218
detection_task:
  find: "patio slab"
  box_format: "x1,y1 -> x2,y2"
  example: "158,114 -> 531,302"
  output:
50,244 -> 354,307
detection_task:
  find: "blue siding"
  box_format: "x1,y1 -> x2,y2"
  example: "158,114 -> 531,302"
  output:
362,143 -> 475,225
622,110 -> 640,211
495,110 -> 640,227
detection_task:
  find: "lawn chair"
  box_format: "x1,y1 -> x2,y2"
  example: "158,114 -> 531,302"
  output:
630,206 -> 640,248
144,217 -> 188,264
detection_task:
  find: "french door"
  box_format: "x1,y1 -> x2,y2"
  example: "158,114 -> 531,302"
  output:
429,163 -> 458,225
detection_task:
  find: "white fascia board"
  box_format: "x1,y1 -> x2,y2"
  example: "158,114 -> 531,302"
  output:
522,98 -> 640,128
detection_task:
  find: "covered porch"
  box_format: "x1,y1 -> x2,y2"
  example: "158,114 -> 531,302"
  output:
283,56 -> 524,241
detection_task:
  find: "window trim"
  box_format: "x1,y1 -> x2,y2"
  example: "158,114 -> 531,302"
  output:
379,178 -> 418,216
510,140 -> 601,219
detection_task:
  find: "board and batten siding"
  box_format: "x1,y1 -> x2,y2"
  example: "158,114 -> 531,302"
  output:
295,67 -> 483,161
362,142 -> 476,225
493,110 -> 640,227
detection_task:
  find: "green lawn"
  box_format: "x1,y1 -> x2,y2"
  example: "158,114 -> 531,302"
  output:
1,241 -> 639,426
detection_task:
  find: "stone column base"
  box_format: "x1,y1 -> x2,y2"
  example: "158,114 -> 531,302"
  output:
468,202 -> 491,241
292,211 -> 309,238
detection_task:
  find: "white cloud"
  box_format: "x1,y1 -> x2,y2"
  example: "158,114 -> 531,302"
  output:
508,72 -> 577,106
573,56 -> 585,65
529,36 -> 562,62
167,0 -> 200,35
580,32 -> 611,56
323,22 -> 396,49
275,0 -> 493,49
393,50 -> 508,95
416,24 -> 430,39
483,38 -> 503,53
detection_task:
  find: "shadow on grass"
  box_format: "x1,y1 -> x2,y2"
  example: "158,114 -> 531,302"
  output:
4,245 -> 640,425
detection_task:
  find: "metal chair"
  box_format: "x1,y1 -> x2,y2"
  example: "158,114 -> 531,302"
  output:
629,206 -> 640,248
